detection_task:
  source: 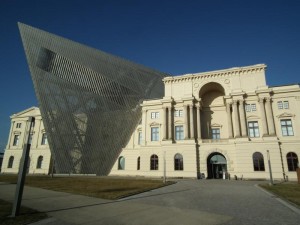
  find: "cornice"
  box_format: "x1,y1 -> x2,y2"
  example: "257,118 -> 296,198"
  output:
163,64 -> 267,84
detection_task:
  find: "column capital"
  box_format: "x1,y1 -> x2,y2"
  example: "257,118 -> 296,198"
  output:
238,99 -> 245,104
196,102 -> 202,109
233,100 -> 238,105
265,97 -> 272,103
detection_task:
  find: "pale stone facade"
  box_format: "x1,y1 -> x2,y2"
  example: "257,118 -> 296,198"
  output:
2,64 -> 300,180
1,107 -> 52,174
110,64 -> 300,181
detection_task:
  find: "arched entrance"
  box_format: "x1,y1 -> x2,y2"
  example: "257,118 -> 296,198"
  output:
207,153 -> 227,179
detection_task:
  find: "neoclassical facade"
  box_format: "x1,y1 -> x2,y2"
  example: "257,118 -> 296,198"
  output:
2,64 -> 299,180
1,107 -> 52,174
110,64 -> 300,180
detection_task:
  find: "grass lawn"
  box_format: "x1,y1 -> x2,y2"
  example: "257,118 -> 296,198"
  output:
0,175 -> 173,200
0,175 -> 173,224
0,199 -> 48,225
259,182 -> 300,207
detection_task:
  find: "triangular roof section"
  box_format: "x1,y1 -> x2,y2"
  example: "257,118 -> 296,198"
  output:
10,106 -> 40,119
276,112 -> 295,118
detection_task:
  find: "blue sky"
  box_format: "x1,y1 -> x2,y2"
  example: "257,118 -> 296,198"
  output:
0,0 -> 299,152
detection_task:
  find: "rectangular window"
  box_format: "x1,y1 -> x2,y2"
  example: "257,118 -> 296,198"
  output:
151,127 -> 159,141
281,119 -> 294,136
245,104 -> 256,112
175,125 -> 184,140
245,104 -> 251,112
138,132 -> 142,145
277,101 -> 283,109
283,101 -> 289,109
16,123 -> 22,128
29,133 -> 33,144
13,135 -> 20,146
151,112 -> 159,119
41,133 -> 48,145
174,110 -> 183,117
248,121 -> 260,137
212,128 -> 220,139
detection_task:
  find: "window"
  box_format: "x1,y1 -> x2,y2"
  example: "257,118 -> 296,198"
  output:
278,101 -> 289,109
150,154 -> 158,170
245,104 -> 256,112
286,152 -> 298,171
281,119 -> 294,136
8,156 -> 14,168
175,125 -> 184,140
212,128 -> 220,139
151,112 -> 159,119
151,127 -> 159,141
36,156 -> 43,169
174,110 -> 183,117
16,123 -> 22,128
41,133 -> 48,145
118,156 -> 125,170
137,157 -> 140,170
174,153 -> 184,170
253,152 -> 265,171
138,132 -> 142,145
248,121 -> 260,138
29,133 -> 33,144
13,135 -> 20,146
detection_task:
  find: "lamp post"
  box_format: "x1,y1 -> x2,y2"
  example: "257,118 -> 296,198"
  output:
267,150 -> 274,186
163,150 -> 166,184
11,117 -> 35,217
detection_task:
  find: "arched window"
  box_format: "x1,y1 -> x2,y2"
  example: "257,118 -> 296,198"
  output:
150,154 -> 158,170
36,156 -> 43,169
8,156 -> 14,168
286,152 -> 298,171
253,152 -> 265,171
174,153 -> 184,170
137,157 -> 140,170
118,156 -> 125,170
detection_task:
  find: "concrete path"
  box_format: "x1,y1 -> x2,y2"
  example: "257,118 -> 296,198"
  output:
0,180 -> 299,225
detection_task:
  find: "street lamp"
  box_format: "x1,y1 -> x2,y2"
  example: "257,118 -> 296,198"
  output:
11,117 -> 35,217
267,150 -> 274,186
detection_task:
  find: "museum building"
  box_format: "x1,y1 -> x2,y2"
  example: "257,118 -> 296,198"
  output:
2,64 -> 300,180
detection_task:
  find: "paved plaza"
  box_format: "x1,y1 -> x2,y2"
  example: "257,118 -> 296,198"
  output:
0,179 -> 299,225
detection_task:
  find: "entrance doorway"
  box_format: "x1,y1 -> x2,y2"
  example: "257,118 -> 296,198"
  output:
207,153 -> 227,179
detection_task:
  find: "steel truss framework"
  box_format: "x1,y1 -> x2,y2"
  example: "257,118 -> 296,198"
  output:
18,23 -> 168,175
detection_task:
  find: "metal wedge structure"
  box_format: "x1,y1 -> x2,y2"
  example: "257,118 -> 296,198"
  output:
18,23 -> 168,175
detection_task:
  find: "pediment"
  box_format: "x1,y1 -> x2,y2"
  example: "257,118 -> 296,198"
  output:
277,112 -> 295,118
11,106 -> 40,119
174,120 -> 184,124
247,115 -> 260,120
149,122 -> 160,126
211,123 -> 222,128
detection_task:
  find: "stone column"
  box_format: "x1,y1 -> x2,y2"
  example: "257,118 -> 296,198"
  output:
6,121 -> 14,149
162,107 -> 167,140
226,103 -> 233,138
142,109 -> 147,145
239,99 -> 247,137
265,97 -> 276,135
232,100 -> 240,137
184,105 -> 189,139
189,104 -> 194,139
259,98 -> 268,136
196,103 -> 201,140
168,106 -> 173,140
